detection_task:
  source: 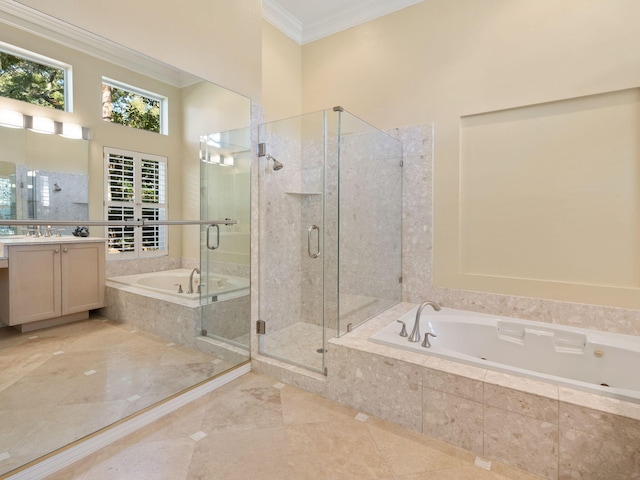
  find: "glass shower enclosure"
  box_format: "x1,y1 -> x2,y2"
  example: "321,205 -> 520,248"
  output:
258,107 -> 403,374
199,128 -> 251,365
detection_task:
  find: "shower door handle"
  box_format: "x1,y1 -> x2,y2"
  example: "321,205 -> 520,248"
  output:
308,224 -> 321,258
206,224 -> 220,250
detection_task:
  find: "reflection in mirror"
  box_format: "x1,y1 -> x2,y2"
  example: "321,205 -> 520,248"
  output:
0,127 -> 89,234
0,161 -> 15,234
0,5 -> 251,477
200,127 -> 251,352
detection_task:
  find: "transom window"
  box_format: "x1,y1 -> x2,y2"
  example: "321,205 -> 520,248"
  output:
101,77 -> 167,134
104,147 -> 167,257
0,41 -> 71,111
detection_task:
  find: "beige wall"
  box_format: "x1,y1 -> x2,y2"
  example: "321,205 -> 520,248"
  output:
262,20 -> 302,122
16,0 -> 262,102
299,0 -> 640,309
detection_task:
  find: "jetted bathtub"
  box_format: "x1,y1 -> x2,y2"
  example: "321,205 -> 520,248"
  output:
370,306 -> 640,403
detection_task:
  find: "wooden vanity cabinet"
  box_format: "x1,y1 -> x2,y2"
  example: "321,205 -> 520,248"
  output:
0,241 -> 105,329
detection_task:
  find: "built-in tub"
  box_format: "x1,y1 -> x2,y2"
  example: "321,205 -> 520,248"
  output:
370,306 -> 640,403
107,268 -> 249,305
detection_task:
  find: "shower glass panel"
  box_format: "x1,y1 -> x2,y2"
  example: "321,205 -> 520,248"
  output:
333,111 -> 403,336
199,127 -> 251,364
258,108 -> 402,373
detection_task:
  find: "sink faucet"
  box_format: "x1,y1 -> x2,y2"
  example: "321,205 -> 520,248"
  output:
408,301 -> 441,342
187,267 -> 200,294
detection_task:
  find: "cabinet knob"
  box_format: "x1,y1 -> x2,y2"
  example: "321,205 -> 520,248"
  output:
54,248 -> 59,253
63,248 -> 68,253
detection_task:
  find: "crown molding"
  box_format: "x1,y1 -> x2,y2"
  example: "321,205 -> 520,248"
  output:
262,0 -> 302,44
263,0 -> 423,45
302,0 -> 423,44
0,0 -> 197,87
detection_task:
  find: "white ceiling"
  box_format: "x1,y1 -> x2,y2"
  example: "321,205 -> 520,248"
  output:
263,0 -> 423,45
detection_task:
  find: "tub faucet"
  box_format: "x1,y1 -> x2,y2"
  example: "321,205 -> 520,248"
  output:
187,267 -> 201,294
408,301 -> 441,342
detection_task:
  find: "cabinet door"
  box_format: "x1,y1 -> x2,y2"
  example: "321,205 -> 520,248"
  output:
61,242 -> 105,314
8,244 -> 61,325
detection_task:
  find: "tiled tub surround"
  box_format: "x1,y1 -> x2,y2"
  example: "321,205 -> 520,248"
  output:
324,302 -> 640,480
99,280 -> 250,366
108,269 -> 250,304
371,306 -> 640,403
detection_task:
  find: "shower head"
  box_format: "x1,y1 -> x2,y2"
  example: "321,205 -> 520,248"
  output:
266,154 -> 284,171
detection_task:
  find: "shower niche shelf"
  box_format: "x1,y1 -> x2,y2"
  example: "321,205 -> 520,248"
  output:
284,191 -> 322,195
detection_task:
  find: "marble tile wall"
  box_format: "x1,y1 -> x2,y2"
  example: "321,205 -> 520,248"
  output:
99,286 -> 248,365
257,128 -> 304,335
12,166 -> 88,226
105,256 -> 182,278
332,128 -> 403,331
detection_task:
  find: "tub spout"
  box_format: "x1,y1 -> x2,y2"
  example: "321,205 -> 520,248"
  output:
187,267 -> 200,294
408,301 -> 441,342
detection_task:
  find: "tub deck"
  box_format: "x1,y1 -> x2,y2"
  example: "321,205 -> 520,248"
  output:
369,306 -> 640,402
322,302 -> 640,480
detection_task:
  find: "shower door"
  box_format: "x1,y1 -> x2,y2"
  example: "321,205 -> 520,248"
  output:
258,111 -> 330,373
199,128 -> 251,360
258,108 -> 403,374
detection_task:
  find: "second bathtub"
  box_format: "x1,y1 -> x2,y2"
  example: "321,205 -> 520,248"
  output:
107,268 -> 249,305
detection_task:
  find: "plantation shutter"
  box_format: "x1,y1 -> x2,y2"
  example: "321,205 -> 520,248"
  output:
104,147 -> 167,257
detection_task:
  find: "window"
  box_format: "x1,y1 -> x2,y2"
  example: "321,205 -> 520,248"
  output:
0,41 -> 71,111
102,77 -> 167,134
104,147 -> 167,257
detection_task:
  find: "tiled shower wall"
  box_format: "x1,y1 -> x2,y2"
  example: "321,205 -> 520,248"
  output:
258,121 -> 402,338
258,131 -> 306,334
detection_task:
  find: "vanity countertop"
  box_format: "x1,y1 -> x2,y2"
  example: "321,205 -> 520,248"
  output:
0,236 -> 106,258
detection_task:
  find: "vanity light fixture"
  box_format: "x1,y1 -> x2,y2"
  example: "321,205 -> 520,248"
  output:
0,108 -> 24,128
220,155 -> 235,167
24,115 -> 55,134
0,108 -> 88,139
59,122 -> 83,139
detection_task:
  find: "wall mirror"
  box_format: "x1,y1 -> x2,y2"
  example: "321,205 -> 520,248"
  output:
0,128 -> 89,234
0,2 -> 251,476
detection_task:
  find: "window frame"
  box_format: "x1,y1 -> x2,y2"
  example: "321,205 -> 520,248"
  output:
0,40 -> 73,112
104,147 -> 168,259
101,76 -> 168,135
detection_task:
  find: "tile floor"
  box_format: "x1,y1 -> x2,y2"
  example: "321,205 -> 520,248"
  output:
46,372 -> 545,480
0,318 -> 235,475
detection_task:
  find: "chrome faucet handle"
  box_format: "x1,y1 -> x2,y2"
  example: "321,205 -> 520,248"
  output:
396,320 -> 408,337
422,332 -> 437,348
175,283 -> 183,293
